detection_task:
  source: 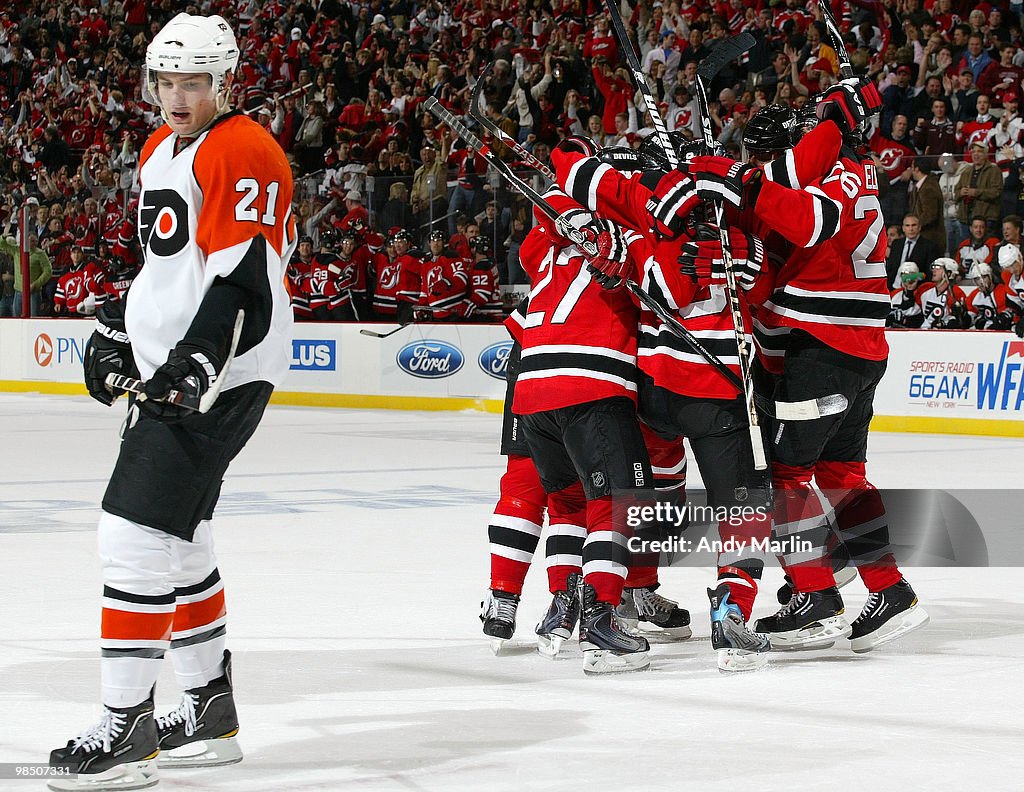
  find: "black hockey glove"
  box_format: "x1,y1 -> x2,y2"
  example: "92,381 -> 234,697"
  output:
138,340 -> 222,423
816,78 -> 882,137
677,228 -> 765,290
974,305 -> 996,330
887,308 -> 904,327
1016,315 -> 1024,338
993,310 -> 1014,331
585,221 -> 640,290
686,155 -> 763,208
83,301 -> 135,406
646,168 -> 700,239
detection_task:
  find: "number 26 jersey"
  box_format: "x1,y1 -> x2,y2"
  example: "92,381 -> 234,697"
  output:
130,111 -> 297,388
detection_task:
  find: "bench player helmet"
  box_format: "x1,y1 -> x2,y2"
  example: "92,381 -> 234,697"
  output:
897,261 -> 924,287
144,13 -> 239,120
931,257 -> 960,281
968,261 -> 994,289
469,235 -> 492,255
742,104 -> 796,162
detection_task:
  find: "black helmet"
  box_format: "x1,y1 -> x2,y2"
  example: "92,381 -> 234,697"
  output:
742,104 -> 796,159
390,228 -> 413,244
790,100 -> 819,145
339,229 -> 358,244
319,228 -> 339,249
428,229 -> 446,242
596,145 -> 642,171
637,130 -> 696,170
469,235 -> 492,255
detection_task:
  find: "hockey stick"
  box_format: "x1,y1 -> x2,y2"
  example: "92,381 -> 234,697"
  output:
694,33 -> 767,470
105,373 -> 200,411
102,309 -> 245,414
602,0 -> 677,166
359,323 -> 411,339
470,62 -> 556,181
818,0 -> 854,79
425,96 -> 751,396
759,393 -> 849,421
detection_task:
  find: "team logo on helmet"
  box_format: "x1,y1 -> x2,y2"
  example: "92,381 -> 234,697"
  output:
139,189 -> 190,258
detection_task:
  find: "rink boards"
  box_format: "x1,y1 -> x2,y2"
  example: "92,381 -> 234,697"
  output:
1,319 -> 1022,436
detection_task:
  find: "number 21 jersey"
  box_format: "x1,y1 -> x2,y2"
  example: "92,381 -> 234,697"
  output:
130,111 -> 297,388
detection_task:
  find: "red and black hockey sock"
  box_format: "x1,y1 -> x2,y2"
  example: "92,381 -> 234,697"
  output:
544,480 -> 586,592
487,455 -> 546,596
815,460 -> 903,593
582,495 -> 630,605
772,462 -> 836,592
716,563 -> 761,621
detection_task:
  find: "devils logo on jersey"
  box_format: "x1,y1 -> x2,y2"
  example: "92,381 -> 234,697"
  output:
378,263 -> 399,289
876,147 -> 905,172
139,189 -> 190,258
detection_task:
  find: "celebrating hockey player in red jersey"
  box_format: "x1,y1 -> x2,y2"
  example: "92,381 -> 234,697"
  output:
54,14 -> 296,788
687,78 -> 928,653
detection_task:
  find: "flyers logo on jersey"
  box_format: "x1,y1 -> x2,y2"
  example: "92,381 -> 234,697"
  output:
139,189 -> 190,257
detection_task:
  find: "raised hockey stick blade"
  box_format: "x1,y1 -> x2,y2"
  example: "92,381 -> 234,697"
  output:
470,63 -> 556,181
818,0 -> 854,79
425,96 -> 745,393
104,374 -> 200,411
695,32 -> 757,84
603,0 -> 677,167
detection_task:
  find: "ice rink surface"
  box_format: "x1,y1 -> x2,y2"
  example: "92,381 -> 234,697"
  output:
1,393 -> 1023,792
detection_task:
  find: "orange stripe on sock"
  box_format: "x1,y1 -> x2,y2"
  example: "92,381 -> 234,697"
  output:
101,608 -> 174,642
173,590 -> 227,632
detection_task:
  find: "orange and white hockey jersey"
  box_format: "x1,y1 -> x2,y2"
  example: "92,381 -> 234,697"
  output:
131,111 -> 296,388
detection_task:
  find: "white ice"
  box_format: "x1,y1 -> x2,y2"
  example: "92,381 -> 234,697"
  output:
1,393 -> 1022,792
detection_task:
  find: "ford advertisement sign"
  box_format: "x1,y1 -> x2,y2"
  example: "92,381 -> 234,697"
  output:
396,340 -> 464,378
478,340 -> 513,380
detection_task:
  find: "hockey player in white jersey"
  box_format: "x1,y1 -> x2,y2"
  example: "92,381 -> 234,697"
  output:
50,14 -> 295,790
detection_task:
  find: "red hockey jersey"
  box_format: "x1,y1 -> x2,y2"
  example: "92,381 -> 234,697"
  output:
753,148 -> 891,369
511,210 -> 639,415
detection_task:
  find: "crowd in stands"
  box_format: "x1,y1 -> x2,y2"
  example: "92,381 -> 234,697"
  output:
3,0 -> 1024,329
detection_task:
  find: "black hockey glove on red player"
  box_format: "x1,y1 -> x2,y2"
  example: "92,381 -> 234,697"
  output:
646,168 -> 700,239
585,221 -> 640,290
83,300 -> 136,406
686,156 -> 762,208
554,207 -> 603,250
816,77 -> 882,137
139,340 -> 223,423
677,228 -> 765,290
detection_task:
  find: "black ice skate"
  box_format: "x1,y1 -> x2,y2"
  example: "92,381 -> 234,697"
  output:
48,698 -> 159,791
617,583 -> 692,639
579,582 -> 650,674
480,589 -> 520,654
708,584 -> 771,672
156,650 -> 243,768
777,566 -> 858,605
849,579 -> 929,653
535,573 -> 581,659
755,586 -> 852,650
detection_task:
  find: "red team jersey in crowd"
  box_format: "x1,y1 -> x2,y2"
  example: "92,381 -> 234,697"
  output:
468,260 -> 502,320
373,253 -> 404,317
511,197 -> 639,416
421,254 -> 470,318
54,262 -> 106,315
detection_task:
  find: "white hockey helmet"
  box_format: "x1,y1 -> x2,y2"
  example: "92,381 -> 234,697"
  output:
998,243 -> 1022,269
931,257 -> 960,278
143,14 -> 239,112
897,261 -> 924,286
968,261 -> 993,280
